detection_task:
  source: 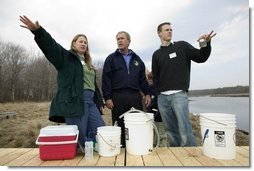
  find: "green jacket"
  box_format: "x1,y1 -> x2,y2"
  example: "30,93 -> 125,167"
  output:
32,27 -> 103,123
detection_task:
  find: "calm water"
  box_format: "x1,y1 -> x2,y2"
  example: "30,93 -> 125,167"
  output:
189,96 -> 249,132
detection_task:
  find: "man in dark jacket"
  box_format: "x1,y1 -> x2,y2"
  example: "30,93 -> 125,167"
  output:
152,22 -> 216,147
146,72 -> 162,122
102,31 -> 151,147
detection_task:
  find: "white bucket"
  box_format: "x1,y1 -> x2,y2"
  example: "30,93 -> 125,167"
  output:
120,108 -> 159,155
97,126 -> 121,157
199,113 -> 236,160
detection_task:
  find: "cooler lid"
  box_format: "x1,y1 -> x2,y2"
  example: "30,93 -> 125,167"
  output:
39,125 -> 78,137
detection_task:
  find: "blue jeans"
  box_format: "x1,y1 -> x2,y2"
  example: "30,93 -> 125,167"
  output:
158,91 -> 197,146
65,89 -> 105,145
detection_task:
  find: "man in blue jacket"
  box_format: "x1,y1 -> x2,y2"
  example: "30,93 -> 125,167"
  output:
102,31 -> 151,147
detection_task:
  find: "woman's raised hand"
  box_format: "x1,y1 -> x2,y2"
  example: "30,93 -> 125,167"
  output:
20,15 -> 40,31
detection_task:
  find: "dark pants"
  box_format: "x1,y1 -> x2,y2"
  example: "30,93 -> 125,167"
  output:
112,90 -> 143,148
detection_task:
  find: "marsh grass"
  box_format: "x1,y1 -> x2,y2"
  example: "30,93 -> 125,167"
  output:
0,102 -> 248,148
0,102 -> 113,148
0,102 -> 53,147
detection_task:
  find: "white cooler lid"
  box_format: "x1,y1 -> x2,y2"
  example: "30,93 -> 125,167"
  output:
39,125 -> 78,137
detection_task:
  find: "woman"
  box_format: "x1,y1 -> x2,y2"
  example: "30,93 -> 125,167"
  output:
20,15 -> 105,146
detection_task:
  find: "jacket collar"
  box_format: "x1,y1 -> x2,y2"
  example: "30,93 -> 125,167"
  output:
160,41 -> 174,48
114,49 -> 138,59
69,49 -> 79,56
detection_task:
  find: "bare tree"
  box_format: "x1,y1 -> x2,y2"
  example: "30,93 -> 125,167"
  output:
0,41 -> 102,102
47,61 -> 57,100
4,43 -> 26,102
22,53 -> 57,101
0,41 -> 8,102
93,60 -> 104,92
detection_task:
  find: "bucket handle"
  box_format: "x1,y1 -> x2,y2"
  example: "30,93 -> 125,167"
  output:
118,107 -> 154,124
119,107 -> 160,149
152,122 -> 160,149
199,115 -> 228,126
97,132 -> 122,149
119,107 -> 154,123
119,107 -> 144,119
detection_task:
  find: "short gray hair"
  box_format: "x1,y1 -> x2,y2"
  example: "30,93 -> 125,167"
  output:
116,31 -> 131,41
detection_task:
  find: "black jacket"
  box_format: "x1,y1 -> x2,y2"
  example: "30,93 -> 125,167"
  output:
152,41 -> 211,94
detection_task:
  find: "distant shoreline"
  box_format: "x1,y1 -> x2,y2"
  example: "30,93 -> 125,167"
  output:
210,93 -> 249,97
189,93 -> 249,97
188,86 -> 249,97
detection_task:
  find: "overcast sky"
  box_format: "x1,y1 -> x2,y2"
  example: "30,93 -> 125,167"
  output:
0,0 -> 249,90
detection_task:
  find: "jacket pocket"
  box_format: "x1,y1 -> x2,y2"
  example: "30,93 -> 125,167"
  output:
55,86 -> 81,115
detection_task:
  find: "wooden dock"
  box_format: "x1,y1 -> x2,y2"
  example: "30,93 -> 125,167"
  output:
0,112 -> 17,120
0,146 -> 249,167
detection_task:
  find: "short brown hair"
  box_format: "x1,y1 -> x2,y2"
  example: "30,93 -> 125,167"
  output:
157,22 -> 171,33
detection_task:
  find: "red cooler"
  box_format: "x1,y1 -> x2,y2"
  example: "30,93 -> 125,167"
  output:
36,125 -> 79,160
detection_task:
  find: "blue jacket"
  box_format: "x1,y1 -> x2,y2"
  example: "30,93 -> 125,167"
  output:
102,50 -> 150,100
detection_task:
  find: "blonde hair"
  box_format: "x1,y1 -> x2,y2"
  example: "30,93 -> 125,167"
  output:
71,34 -> 93,69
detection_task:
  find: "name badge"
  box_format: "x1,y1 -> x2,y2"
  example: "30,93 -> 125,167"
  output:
81,60 -> 85,65
169,52 -> 177,59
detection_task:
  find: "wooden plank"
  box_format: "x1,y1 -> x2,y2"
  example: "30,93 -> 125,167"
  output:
40,160 -> 63,166
126,152 -> 144,166
216,159 -> 241,166
197,146 -> 248,166
234,152 -> 249,166
184,147 -> 223,166
115,148 -> 125,166
155,147 -> 182,166
241,146 -> 249,150
96,156 -> 116,166
0,147 -> 249,167
77,152 -> 100,166
0,148 -> 19,158
58,153 -> 83,166
236,146 -> 249,158
22,154 -> 44,166
142,149 -> 163,166
78,149 -> 125,166
6,148 -> 38,166
170,147 -> 202,166
0,148 -> 31,165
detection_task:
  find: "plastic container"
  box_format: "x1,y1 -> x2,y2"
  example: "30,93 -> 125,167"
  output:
199,113 -> 236,160
199,38 -> 207,47
36,125 -> 79,160
97,126 -> 121,157
85,139 -> 93,160
119,108 -> 159,155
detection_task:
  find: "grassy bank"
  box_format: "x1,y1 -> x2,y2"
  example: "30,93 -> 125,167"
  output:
0,102 -> 249,148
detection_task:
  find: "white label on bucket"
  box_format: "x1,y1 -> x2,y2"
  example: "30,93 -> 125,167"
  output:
214,131 -> 226,147
125,128 -> 129,140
